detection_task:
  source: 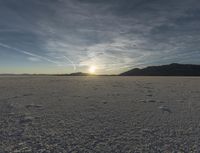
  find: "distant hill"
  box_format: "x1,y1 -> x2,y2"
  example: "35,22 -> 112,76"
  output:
120,63 -> 200,76
68,72 -> 91,76
56,72 -> 93,76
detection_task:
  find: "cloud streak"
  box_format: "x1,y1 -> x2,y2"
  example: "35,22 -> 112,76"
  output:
0,0 -> 200,74
0,42 -> 60,65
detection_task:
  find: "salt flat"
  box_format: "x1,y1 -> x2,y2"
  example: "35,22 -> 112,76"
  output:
0,76 -> 200,152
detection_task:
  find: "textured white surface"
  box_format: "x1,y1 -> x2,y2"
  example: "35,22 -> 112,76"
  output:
0,76 -> 200,152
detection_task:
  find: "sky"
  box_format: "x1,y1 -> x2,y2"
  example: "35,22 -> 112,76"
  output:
0,0 -> 200,74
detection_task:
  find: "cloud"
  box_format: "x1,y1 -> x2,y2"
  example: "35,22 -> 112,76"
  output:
28,57 -> 41,62
0,0 -> 200,73
0,42 -> 60,65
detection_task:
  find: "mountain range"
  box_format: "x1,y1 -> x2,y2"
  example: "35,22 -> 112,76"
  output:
119,63 -> 200,76
1,63 -> 200,76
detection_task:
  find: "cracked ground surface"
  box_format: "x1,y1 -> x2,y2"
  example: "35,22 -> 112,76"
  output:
0,76 -> 200,152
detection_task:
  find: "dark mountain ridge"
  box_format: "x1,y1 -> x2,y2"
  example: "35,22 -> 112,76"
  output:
120,63 -> 200,76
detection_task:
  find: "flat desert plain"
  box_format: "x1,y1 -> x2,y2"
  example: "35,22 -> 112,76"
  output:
0,76 -> 200,153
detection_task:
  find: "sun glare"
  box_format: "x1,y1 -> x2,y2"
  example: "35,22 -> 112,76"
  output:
89,66 -> 96,74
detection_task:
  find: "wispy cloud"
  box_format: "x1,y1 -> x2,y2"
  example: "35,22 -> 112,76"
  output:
27,57 -> 41,62
0,42 -> 60,65
0,0 -> 200,74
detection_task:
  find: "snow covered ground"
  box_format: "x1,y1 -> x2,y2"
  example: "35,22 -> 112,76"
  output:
0,76 -> 200,152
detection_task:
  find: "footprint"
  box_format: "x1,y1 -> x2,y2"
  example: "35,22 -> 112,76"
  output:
25,104 -> 43,109
19,116 -> 34,124
148,100 -> 156,103
159,106 -> 172,113
102,100 -> 107,104
23,93 -> 33,97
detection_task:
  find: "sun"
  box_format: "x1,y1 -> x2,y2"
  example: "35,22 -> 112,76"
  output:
89,66 -> 96,74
